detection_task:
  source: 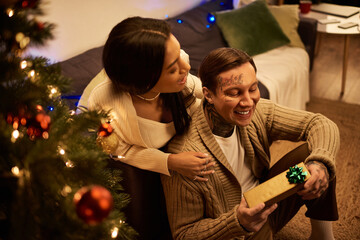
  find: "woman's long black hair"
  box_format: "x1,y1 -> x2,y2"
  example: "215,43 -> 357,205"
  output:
102,17 -> 194,135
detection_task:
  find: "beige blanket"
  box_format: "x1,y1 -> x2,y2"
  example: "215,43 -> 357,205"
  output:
253,46 -> 310,110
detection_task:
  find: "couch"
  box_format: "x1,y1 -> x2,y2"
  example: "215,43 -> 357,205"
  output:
61,0 -> 317,111
59,0 -> 317,239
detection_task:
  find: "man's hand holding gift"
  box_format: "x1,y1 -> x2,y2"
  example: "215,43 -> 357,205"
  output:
298,161 -> 330,200
236,197 -> 277,232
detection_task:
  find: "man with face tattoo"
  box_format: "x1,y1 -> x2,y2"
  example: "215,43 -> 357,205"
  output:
160,48 -> 339,240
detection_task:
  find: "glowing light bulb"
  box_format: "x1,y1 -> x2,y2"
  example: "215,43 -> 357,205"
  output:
20,60 -> 27,69
207,13 -> 216,24
11,129 -> 20,143
48,85 -> 60,99
11,166 -> 20,176
20,37 -> 30,49
48,86 -> 58,98
65,160 -> 74,168
12,129 -> 19,139
28,70 -> 35,81
111,227 -> 119,238
15,32 -> 25,42
7,8 -> 14,17
59,148 -> 65,155
61,185 -> 72,197
42,131 -> 49,139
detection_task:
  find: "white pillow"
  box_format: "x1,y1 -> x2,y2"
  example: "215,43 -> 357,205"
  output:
233,0 -> 241,8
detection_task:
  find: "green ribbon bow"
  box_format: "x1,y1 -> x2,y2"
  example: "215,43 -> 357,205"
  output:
286,165 -> 308,184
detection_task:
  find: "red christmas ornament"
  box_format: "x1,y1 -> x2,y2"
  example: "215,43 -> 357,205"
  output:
6,106 -> 29,129
26,105 -> 51,140
21,0 -> 38,8
6,105 -> 50,140
36,21 -> 44,31
73,185 -> 114,225
98,122 -> 113,137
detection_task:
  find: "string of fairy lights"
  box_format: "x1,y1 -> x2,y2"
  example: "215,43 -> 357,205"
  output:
174,11 -> 217,28
4,4 -> 128,237
9,142 -> 126,238
3,0 -> 227,237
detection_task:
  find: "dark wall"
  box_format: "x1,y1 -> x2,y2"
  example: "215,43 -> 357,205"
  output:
284,0 -> 360,7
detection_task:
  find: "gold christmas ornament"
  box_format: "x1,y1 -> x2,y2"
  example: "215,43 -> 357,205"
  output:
96,132 -> 118,154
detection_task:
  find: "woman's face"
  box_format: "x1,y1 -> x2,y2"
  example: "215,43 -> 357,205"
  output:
203,62 -> 260,127
150,34 -> 190,94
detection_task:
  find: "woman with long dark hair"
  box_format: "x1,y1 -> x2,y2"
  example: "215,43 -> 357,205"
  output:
83,17 -> 214,181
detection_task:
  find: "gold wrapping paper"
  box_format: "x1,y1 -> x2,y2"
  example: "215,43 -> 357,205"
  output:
244,162 -> 311,208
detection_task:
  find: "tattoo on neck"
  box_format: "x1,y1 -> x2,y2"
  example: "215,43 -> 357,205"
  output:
217,74 -> 243,91
204,101 -> 234,137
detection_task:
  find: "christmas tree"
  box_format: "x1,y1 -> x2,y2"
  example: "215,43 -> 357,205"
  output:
0,0 -> 136,239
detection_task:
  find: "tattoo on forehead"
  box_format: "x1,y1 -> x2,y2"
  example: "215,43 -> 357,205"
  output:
217,74 -> 243,90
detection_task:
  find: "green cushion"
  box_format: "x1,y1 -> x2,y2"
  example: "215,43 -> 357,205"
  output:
214,0 -> 290,56
268,4 -> 305,49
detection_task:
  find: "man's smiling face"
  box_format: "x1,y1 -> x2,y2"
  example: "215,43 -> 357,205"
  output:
204,62 -> 260,127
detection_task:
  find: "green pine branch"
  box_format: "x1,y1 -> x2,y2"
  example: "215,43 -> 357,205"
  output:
0,0 -> 137,239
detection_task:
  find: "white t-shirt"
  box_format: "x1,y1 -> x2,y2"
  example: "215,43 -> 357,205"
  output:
214,127 -> 258,193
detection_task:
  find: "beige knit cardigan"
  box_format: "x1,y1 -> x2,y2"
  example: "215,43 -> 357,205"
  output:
161,98 -> 340,240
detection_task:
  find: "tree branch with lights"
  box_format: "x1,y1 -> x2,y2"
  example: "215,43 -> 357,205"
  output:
0,0 -> 137,239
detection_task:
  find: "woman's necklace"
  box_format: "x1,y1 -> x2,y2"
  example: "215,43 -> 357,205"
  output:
135,92 -> 160,101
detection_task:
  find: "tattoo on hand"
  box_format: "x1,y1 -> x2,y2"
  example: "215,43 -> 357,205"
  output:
306,161 -> 329,180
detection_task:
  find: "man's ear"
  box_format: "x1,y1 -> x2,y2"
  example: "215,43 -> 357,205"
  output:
202,87 -> 214,104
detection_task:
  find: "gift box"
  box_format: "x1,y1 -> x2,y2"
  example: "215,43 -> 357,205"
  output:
244,162 -> 311,208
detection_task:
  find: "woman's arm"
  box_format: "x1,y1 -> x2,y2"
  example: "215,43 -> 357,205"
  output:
101,132 -> 213,177
103,134 -> 171,175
